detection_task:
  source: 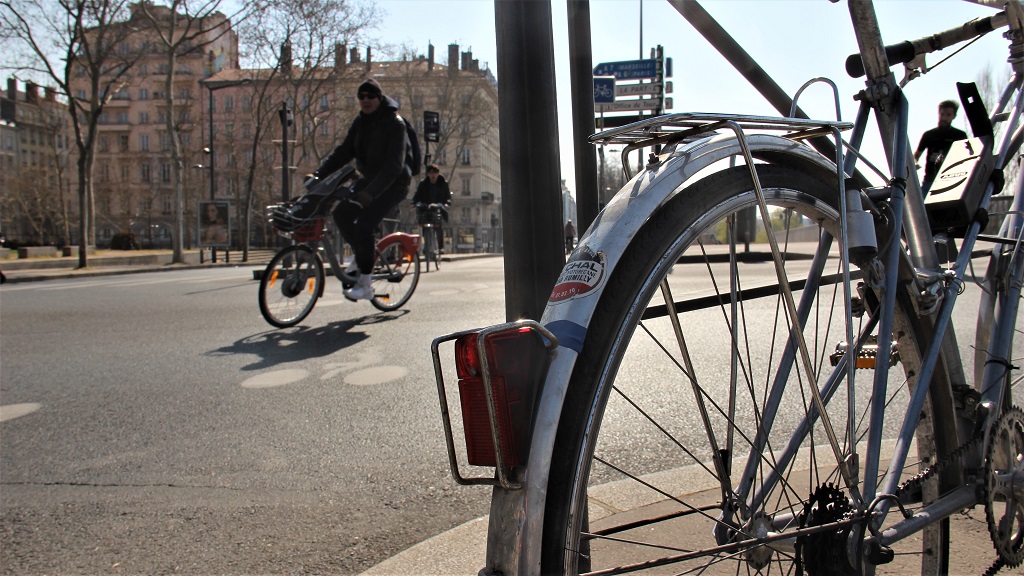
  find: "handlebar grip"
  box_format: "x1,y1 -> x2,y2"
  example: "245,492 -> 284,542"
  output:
845,11 -> 1006,79
845,41 -> 914,78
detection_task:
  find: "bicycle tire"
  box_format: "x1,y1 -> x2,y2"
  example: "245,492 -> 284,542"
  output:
370,241 -> 420,312
541,165 -> 961,575
423,226 -> 440,272
258,245 -> 323,328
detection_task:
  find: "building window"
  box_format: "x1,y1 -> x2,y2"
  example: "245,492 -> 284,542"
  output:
138,88 -> 148,100
140,163 -> 151,182
138,111 -> 149,124
98,135 -> 109,152
320,122 -> 328,136
118,134 -> 129,152
241,95 -> 252,112
461,176 -> 471,196
160,133 -> 170,151
461,148 -> 471,165
160,162 -> 171,183
121,164 -> 130,181
224,95 -> 234,112
320,95 -> 329,111
140,133 -> 149,151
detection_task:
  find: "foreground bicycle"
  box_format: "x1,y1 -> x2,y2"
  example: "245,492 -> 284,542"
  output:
431,1 -> 1024,575
259,166 -> 421,328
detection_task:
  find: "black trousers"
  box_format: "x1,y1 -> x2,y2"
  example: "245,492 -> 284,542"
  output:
333,178 -> 410,274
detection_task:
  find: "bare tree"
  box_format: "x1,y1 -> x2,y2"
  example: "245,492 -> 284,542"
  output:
136,0 -> 259,263
233,0 -> 379,259
2,0 -> 144,267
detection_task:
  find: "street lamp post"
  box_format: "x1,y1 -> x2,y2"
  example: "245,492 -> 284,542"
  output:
198,76 -> 251,263
199,77 -> 252,202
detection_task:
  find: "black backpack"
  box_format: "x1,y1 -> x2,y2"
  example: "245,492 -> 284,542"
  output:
398,115 -> 422,176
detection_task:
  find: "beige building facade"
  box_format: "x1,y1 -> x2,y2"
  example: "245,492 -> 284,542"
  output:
53,3 -> 501,253
0,79 -> 71,246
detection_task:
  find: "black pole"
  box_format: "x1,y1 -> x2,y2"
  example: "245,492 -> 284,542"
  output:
494,0 -> 565,321
207,85 -> 216,201
279,103 -> 292,202
567,0 -> 600,235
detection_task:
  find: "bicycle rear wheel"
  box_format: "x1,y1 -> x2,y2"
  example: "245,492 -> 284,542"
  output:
541,165 -> 961,575
370,241 -> 420,312
258,245 -> 323,328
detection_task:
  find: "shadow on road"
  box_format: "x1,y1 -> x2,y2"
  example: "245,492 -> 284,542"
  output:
209,310 -> 410,370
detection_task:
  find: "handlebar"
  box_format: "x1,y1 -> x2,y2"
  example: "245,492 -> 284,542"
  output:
845,10 -> 1008,78
415,202 -> 448,210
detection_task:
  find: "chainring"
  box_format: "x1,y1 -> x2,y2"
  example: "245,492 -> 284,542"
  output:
984,406 -> 1024,567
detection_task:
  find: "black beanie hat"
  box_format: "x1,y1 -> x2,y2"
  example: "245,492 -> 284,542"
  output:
357,78 -> 383,97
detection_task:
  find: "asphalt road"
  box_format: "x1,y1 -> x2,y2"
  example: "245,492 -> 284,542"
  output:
2,254 -> 1019,575
1,258 -> 506,575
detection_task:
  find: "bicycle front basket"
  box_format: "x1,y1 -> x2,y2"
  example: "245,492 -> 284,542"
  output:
292,217 -> 327,242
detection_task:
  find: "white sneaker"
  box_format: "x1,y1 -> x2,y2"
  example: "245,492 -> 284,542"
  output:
343,259 -> 358,275
343,272 -> 374,301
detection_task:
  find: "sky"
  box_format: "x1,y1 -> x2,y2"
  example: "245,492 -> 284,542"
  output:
375,0 -> 1009,194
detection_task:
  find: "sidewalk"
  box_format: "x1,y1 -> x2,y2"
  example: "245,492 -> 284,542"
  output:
360,461 -> 995,576
0,249 -> 500,284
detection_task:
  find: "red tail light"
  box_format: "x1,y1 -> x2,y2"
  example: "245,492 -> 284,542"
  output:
454,327 -> 550,467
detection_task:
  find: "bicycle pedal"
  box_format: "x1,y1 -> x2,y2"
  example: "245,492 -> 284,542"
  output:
829,336 -> 899,369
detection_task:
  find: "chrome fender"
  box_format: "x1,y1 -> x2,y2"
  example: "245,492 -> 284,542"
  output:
483,133 -> 841,576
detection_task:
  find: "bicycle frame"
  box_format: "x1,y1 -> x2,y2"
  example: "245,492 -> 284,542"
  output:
299,224 -> 421,290
429,2 -> 1024,574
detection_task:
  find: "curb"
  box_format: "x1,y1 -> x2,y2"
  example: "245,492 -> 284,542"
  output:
1,253 -> 502,284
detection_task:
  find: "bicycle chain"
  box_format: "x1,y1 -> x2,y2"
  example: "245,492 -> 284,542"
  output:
890,411 -> 1023,576
982,557 -> 1005,576
895,430 -> 983,499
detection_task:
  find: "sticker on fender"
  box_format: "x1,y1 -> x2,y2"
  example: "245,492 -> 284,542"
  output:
549,247 -> 606,303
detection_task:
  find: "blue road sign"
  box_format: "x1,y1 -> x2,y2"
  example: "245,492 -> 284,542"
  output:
592,59 -> 658,80
593,77 -> 615,103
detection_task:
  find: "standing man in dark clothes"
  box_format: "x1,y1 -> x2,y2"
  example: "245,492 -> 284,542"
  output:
311,78 -> 412,301
914,100 -> 968,193
412,164 -> 451,254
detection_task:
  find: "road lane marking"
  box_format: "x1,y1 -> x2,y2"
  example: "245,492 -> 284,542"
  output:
240,368 -> 310,388
344,366 -> 409,386
0,403 -> 41,422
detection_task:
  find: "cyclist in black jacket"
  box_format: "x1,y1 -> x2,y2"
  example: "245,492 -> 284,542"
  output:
412,164 -> 451,254
312,78 -> 411,301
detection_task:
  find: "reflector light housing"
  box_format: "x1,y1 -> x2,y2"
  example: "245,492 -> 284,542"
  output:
454,327 -> 549,467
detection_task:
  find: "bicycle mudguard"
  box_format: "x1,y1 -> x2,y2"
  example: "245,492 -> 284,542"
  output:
483,132 -> 842,576
376,231 -> 420,255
